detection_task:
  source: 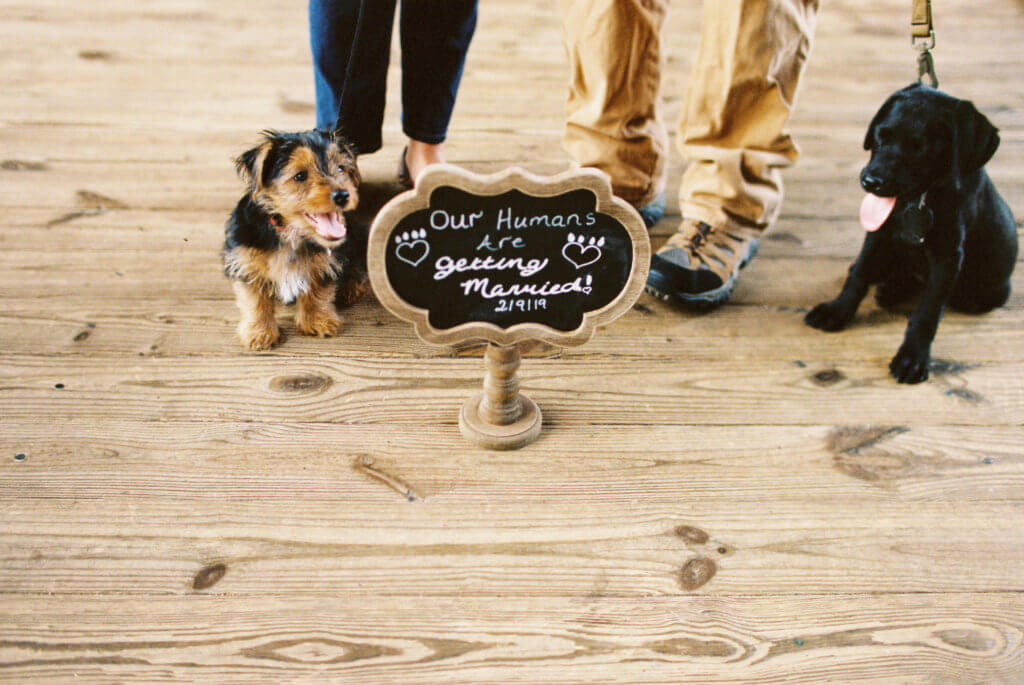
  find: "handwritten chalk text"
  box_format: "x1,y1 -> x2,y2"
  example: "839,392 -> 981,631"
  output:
430,210 -> 484,230
495,208 -> 597,231
434,255 -> 549,281
495,298 -> 548,313
460,276 -> 593,299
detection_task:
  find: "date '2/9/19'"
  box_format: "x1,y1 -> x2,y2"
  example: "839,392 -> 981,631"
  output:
494,298 -> 547,313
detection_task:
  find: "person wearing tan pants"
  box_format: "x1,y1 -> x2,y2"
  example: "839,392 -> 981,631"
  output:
560,0 -> 819,309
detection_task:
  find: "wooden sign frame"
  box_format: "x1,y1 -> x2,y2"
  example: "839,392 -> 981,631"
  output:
367,165 -> 650,450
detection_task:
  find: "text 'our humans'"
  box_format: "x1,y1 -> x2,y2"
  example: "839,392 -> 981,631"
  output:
429,208 -> 598,232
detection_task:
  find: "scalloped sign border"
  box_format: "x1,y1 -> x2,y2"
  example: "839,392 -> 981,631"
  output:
367,165 -> 651,347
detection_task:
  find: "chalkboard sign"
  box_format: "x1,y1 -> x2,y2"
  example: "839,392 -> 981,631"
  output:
368,165 -> 650,449
369,166 -> 649,346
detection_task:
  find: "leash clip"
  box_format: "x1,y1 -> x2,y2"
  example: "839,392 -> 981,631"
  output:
913,32 -> 939,88
911,30 -> 935,52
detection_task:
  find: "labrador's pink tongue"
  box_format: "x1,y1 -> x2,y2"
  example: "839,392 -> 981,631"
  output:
310,212 -> 346,239
860,193 -> 897,232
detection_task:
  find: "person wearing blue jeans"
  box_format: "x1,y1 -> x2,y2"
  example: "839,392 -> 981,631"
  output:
309,0 -> 478,186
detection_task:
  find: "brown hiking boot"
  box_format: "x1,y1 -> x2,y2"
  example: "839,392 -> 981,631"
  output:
645,218 -> 761,310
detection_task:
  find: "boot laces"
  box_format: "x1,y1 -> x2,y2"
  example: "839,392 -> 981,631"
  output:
685,222 -> 714,258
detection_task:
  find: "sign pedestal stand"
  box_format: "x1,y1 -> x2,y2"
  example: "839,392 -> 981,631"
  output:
459,343 -> 541,450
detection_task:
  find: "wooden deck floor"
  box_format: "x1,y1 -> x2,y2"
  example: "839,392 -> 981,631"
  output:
2,0 -> 1024,681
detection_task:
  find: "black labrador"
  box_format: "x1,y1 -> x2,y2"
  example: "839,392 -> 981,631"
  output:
805,83 -> 1017,383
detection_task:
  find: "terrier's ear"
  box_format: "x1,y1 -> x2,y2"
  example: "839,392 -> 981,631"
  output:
234,130 -> 283,192
328,127 -> 360,183
950,100 -> 999,191
329,127 -> 358,157
235,142 -> 271,192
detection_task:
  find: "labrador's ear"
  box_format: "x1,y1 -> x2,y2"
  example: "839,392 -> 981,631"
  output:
234,130 -> 284,192
950,100 -> 999,190
864,95 -> 898,151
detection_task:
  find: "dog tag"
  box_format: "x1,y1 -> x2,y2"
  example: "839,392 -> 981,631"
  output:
899,204 -> 932,245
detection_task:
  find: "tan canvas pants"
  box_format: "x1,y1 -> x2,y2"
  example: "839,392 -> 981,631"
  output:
560,0 -> 818,231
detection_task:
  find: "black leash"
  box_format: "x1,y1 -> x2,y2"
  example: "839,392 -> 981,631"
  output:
331,0 -> 369,137
912,0 -> 939,88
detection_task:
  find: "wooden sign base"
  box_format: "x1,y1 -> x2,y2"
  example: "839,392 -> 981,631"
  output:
458,344 -> 542,450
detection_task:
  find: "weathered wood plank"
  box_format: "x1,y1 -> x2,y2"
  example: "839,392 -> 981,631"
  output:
1,594 -> 1022,683
2,419 -> 1015,499
0,354 -> 1019,426
2,292 -> 1024,365
3,421 -> 1022,503
1,594 -> 1021,683
1,495 -> 1022,596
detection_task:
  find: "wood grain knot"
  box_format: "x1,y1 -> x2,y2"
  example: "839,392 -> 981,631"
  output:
827,426 -> 911,483
766,231 -> 803,245
828,426 -> 908,455
633,302 -> 654,315
192,563 -> 227,590
76,189 -> 128,210
935,628 -> 996,652
812,368 -> 844,386
928,359 -> 973,376
242,637 -> 400,664
73,330 -> 91,342
2,159 -> 48,171
945,387 -> 984,404
278,96 -> 315,114
674,525 -> 709,545
78,49 -> 113,60
649,636 -> 736,658
678,557 -> 716,590
270,374 -> 332,393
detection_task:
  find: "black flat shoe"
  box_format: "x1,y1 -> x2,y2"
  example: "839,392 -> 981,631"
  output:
397,147 -> 413,190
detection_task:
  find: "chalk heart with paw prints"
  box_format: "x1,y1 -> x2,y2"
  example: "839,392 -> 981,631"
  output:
368,165 -> 651,347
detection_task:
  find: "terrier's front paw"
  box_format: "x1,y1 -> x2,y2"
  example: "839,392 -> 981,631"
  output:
296,309 -> 342,338
804,301 -> 853,332
335,273 -> 371,307
239,321 -> 283,350
889,343 -> 930,384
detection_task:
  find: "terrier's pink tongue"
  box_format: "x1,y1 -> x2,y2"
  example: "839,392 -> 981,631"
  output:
860,193 -> 897,232
310,212 -> 347,240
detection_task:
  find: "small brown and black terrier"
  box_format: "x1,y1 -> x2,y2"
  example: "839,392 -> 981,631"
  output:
223,128 -> 369,350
